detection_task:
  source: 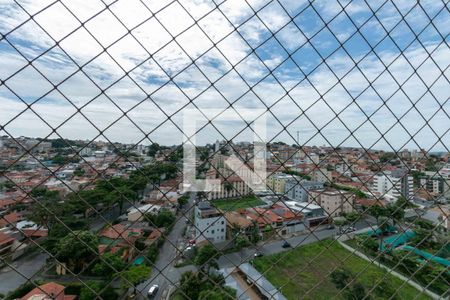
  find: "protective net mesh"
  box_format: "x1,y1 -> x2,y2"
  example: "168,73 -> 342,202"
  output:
0,0 -> 449,299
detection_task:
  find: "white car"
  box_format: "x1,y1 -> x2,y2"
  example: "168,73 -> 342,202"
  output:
147,285 -> 159,298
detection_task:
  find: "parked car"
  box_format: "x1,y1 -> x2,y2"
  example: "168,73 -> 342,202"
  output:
147,285 -> 159,298
282,241 -> 291,248
254,251 -> 263,257
340,227 -> 356,234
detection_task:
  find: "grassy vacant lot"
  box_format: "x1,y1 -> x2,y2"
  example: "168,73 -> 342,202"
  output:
253,239 -> 431,300
212,195 -> 265,211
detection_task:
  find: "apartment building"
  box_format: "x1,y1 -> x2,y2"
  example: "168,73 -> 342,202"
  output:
285,179 -> 324,202
419,176 -> 446,195
267,173 -> 298,194
194,201 -> 226,244
372,170 -> 414,202
308,188 -> 355,217
312,168 -> 333,183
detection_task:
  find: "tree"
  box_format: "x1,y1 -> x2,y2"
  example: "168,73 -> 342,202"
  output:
386,203 -> 404,227
410,227 -> 433,248
179,271 -> 203,300
346,282 -> 366,300
79,281 -> 118,300
147,143 -> 160,157
331,268 -> 367,300
147,244 -> 159,263
378,216 -> 390,235
121,265 -> 151,293
146,210 -> 176,229
344,212 -> 360,224
234,235 -> 250,251
367,205 -> 386,224
249,221 -> 261,244
195,244 -> 219,274
56,231 -> 99,272
198,287 -> 236,300
330,268 -> 352,289
180,271 -> 235,300
73,167 -> 85,177
373,276 -> 397,299
29,199 -> 61,230
92,253 -> 127,277
177,195 -> 189,207
357,236 -> 379,255
414,219 -> 434,230
102,185 -> 137,214
334,217 -> 348,233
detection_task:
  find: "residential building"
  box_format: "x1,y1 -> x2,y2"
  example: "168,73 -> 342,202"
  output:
372,170 -> 414,202
421,205 -> 449,232
282,201 -> 328,227
194,201 -> 226,244
246,205 -> 304,236
127,203 -> 162,222
267,173 -> 298,194
312,168 -> 333,183
206,175 -> 252,200
224,211 -> 258,240
285,179 -> 324,202
419,176 -> 446,195
308,188 -> 355,217
0,232 -> 15,257
20,282 -> 76,300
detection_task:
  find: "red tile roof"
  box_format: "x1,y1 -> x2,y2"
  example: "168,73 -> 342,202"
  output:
22,229 -> 48,238
0,212 -> 22,227
20,282 -> 76,300
0,232 -> 15,246
100,224 -> 142,240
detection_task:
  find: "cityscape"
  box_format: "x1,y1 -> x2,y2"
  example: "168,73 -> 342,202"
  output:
0,0 -> 449,300
0,136 -> 448,299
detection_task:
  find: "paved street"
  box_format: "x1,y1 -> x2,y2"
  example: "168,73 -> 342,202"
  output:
0,252 -> 48,295
135,198 -> 376,300
218,218 -> 374,268
136,192 -> 197,300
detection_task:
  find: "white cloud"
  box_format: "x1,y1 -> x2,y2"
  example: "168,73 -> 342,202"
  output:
0,0 -> 448,151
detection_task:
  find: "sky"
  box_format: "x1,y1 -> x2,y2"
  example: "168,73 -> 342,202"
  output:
0,0 -> 449,152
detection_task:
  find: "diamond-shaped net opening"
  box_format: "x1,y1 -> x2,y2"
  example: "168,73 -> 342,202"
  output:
0,0 -> 449,300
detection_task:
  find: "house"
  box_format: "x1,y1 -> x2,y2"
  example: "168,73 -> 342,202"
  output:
100,223 -> 143,245
145,228 -> 165,246
245,205 -> 304,237
127,204 -> 162,222
421,206 -> 449,232
281,201 -> 328,227
0,231 -> 15,256
20,282 -> 76,300
224,211 -> 257,240
0,212 -> 22,228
